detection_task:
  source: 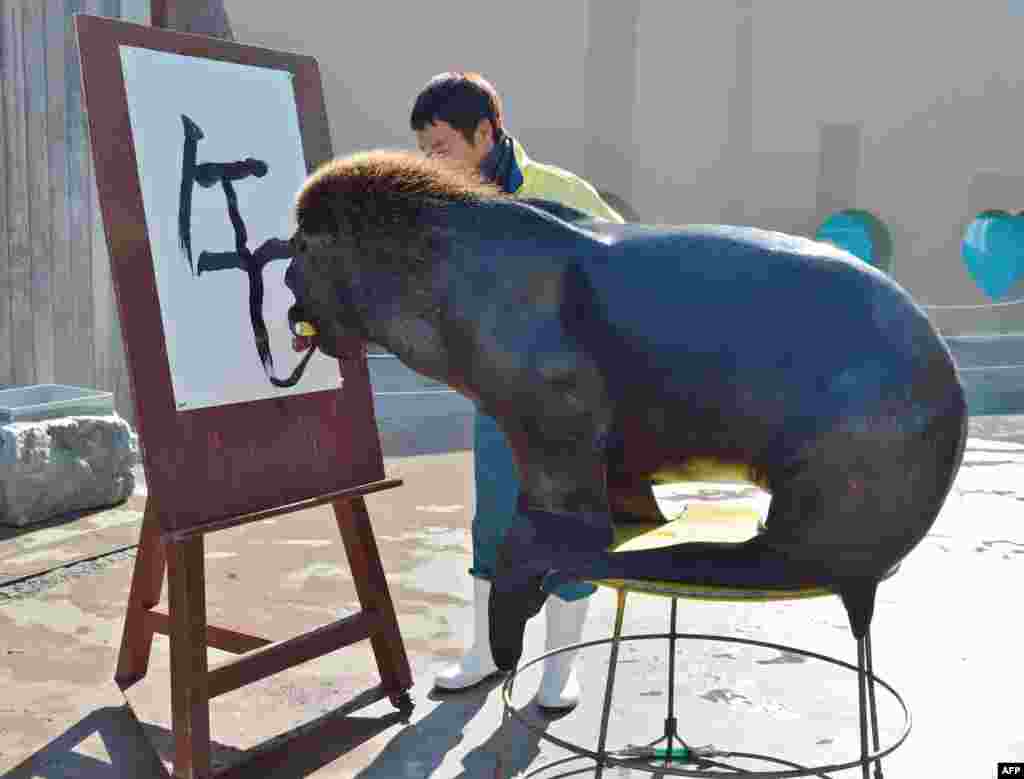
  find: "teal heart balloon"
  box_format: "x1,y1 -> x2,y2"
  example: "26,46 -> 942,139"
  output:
815,209 -> 893,273
961,210 -> 1024,301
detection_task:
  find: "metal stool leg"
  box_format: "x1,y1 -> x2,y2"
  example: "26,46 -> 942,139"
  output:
665,598 -> 678,766
857,636 -> 870,779
594,589 -> 628,779
865,630 -> 884,779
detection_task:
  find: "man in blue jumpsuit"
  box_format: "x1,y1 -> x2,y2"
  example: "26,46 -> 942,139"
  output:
411,71 -> 623,709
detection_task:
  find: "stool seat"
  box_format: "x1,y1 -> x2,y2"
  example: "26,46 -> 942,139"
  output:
611,503 -> 761,548
585,505 -> 899,601
592,505 -> 835,601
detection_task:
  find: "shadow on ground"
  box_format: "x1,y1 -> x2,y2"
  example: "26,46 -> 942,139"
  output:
3,689 -> 417,779
1,706 -> 168,779
354,678 -> 551,779
0,496 -> 144,546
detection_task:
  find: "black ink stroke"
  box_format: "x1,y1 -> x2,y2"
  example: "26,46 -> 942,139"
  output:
177,114 -> 315,389
178,115 -> 203,273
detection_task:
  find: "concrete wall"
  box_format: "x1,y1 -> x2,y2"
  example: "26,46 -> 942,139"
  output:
0,0 -> 148,421
224,0 -> 1024,336
223,0 -> 591,179
630,1 -> 1024,334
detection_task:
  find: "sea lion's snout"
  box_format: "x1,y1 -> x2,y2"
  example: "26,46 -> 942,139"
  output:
285,301 -> 317,352
285,255 -> 323,353
287,300 -> 367,361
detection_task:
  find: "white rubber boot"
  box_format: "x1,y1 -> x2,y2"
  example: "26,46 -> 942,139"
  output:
434,578 -> 502,690
535,595 -> 590,710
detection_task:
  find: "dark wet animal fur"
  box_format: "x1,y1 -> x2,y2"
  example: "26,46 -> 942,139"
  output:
285,150 -> 968,670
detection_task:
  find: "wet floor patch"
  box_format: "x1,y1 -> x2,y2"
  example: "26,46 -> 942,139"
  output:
284,562 -> 352,589
756,651 -> 807,665
0,503 -> 144,581
974,539 -> 1024,559
0,548 -> 137,602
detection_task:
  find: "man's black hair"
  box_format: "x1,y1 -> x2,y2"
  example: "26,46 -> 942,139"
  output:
410,71 -> 504,145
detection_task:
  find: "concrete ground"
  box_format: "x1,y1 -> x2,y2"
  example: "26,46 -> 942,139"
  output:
1,388 -> 1022,777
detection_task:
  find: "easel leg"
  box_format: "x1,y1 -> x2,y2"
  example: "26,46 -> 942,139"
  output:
167,536 -> 212,779
115,503 -> 167,688
333,496 -> 413,707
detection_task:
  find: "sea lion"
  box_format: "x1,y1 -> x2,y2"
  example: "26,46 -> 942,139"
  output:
284,150 -> 968,671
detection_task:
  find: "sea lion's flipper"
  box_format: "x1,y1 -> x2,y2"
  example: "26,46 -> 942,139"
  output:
489,507 -> 614,671
488,570 -> 547,672
541,537 -> 827,595
542,540 -> 887,640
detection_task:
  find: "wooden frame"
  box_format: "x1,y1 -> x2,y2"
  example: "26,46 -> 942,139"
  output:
75,14 -> 413,777
76,13 -> 387,534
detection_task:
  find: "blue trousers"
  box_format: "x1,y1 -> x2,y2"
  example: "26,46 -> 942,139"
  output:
470,411 -> 596,602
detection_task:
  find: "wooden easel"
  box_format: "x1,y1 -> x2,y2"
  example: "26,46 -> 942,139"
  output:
75,14 -> 415,777
114,482 -> 412,778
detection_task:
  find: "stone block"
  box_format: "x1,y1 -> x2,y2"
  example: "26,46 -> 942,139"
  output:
0,414 -> 140,527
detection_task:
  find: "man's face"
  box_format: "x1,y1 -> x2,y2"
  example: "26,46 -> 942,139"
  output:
415,119 -> 493,171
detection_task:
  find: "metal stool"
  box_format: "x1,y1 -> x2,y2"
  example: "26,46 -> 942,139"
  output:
498,505 -> 911,778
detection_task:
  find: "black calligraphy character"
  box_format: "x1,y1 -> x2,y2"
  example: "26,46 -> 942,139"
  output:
177,114 -> 315,388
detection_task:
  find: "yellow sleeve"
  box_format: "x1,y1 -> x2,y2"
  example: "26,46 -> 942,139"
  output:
566,178 -> 625,223
518,163 -> 625,223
